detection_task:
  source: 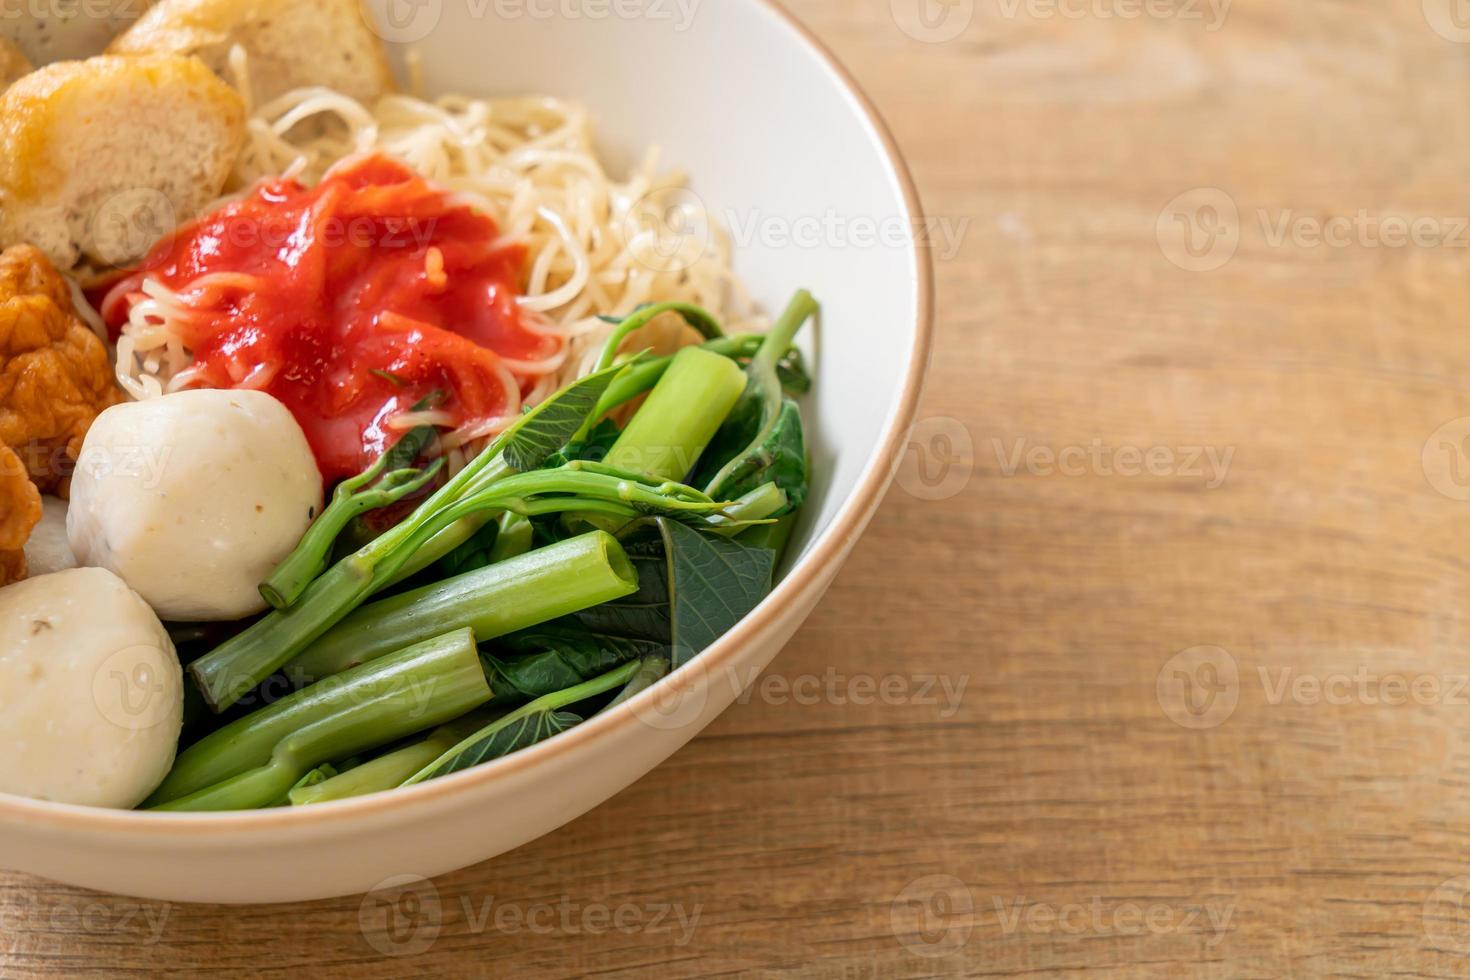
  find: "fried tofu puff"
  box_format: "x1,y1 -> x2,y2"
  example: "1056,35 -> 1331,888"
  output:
0,443 -> 42,585
0,245 -> 125,494
0,245 -> 124,583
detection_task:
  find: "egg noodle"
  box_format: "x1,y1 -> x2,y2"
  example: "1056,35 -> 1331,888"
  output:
106,50 -> 763,451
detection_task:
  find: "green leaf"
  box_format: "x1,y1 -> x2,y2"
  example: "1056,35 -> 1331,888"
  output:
545,417 -> 622,468
660,519 -> 774,664
501,361 -> 627,471
775,346 -> 812,395
494,517 -> 773,679
403,660 -> 644,784
410,708 -> 581,780
699,399 -> 807,510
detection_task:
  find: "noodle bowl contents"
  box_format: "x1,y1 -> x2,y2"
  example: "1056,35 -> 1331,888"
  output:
98,154 -> 556,482
0,0 -> 819,813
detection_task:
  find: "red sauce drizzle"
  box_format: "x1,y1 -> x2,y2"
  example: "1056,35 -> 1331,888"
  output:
98,154 -> 559,483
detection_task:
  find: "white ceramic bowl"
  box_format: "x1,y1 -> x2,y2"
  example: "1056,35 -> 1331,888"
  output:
0,0 -> 933,902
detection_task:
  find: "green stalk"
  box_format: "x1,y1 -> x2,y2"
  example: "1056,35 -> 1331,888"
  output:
289,530 -> 638,682
148,628 -> 490,809
706,482 -> 787,537
261,457 -> 444,609
605,346 -> 747,482
189,466 -> 726,711
602,656 -> 670,712
594,335 -> 758,417
701,290 -> 818,500
402,660 -> 644,786
288,712 -> 496,805
593,302 -> 723,373
742,511 -> 798,558
488,512 -> 533,564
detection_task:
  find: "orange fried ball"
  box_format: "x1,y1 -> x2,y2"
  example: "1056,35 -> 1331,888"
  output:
0,244 -> 125,496
0,443 -> 41,585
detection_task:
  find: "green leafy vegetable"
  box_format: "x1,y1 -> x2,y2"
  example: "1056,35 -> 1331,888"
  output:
695,291 -> 818,512
403,660 -> 643,785
501,360 -> 631,472
260,426 -> 445,610
497,516 -> 774,680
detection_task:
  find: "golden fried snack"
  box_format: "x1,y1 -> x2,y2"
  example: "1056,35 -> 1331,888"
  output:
0,443 -> 42,585
0,245 -> 125,496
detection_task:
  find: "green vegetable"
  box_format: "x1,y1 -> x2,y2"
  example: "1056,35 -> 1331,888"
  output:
500,517 -> 774,678
705,482 -> 787,537
695,291 -> 818,511
488,512 -> 534,564
593,302 -> 725,373
260,445 -> 443,610
379,360 -> 630,587
403,660 -> 643,785
604,346 -> 747,483
603,656 -> 670,712
288,530 -> 639,682
288,711 -> 497,805
591,333 -> 809,421
190,454 -> 727,711
740,509 -> 799,560
148,629 -> 492,810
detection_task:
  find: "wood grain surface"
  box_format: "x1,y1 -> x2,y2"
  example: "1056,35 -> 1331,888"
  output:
8,0 -> 1470,975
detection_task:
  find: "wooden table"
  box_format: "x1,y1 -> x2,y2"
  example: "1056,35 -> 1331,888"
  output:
10,0 -> 1470,974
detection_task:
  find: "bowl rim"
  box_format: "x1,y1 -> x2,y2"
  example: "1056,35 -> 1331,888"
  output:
0,0 -> 936,836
